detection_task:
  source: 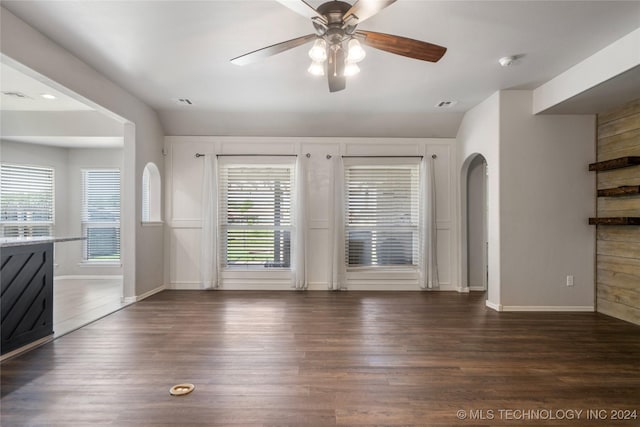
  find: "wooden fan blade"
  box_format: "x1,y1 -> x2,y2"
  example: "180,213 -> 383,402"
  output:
328,47 -> 346,92
344,0 -> 397,24
231,34 -> 318,66
275,0 -> 326,22
357,31 -> 447,62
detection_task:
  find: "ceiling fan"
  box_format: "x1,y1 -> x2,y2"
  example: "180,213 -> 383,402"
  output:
230,0 -> 447,92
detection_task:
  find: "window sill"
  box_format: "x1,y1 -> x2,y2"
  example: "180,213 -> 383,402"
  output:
78,262 -> 122,268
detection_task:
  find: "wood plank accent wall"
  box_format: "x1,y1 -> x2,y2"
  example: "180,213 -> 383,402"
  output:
596,99 -> 640,325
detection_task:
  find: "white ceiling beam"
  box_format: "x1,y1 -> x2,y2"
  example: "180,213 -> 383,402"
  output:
533,27 -> 640,114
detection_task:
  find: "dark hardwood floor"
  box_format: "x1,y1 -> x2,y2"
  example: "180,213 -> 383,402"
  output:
2,291 -> 640,426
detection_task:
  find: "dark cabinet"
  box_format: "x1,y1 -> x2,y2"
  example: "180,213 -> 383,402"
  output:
1,242 -> 54,355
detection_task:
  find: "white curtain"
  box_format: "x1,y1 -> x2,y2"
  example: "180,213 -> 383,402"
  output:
419,156 -> 439,289
292,156 -> 307,289
200,154 -> 219,290
330,156 -> 345,290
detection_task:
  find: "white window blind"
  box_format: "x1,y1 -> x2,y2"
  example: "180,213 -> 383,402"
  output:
344,161 -> 419,268
82,169 -> 120,262
219,161 -> 294,268
0,163 -> 54,237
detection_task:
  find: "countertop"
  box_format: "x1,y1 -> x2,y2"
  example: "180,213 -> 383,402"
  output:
0,236 -> 86,248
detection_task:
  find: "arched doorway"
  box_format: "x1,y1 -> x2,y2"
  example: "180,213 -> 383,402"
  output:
466,155 -> 487,291
460,153 -> 488,293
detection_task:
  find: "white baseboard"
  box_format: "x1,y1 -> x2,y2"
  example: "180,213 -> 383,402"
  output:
122,284 -> 166,303
55,275 -> 123,280
486,300 -> 503,311
346,284 -> 422,291
168,282 -> 201,290
457,286 -> 470,293
169,281 -> 401,291
168,281 -> 461,292
485,300 -> 595,312
501,305 -> 595,312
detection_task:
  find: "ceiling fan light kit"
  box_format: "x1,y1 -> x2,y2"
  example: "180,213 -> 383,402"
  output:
230,0 -> 447,92
343,62 -> 360,77
308,39 -> 328,62
308,60 -> 325,76
346,39 -> 366,63
308,38 -> 364,77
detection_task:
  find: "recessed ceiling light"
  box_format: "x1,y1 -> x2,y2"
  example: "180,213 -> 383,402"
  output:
40,93 -> 57,100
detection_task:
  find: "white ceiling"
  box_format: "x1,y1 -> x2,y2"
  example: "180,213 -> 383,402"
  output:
2,1 -> 640,136
0,62 -> 94,111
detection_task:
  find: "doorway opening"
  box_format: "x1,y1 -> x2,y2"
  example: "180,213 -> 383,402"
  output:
0,58 -> 133,336
461,154 -> 488,292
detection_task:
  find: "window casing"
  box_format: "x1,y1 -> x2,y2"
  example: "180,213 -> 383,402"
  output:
219,159 -> 294,269
0,163 -> 54,237
344,159 -> 420,270
82,169 -> 121,262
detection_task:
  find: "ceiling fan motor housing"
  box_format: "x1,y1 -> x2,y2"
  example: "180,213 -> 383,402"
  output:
315,1 -> 355,46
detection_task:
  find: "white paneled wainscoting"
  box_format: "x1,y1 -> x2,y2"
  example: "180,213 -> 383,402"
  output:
164,137 -> 459,291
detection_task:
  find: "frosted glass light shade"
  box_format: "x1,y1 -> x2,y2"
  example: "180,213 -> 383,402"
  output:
308,39 -> 327,62
346,39 -> 366,63
308,60 -> 325,76
343,62 -> 360,77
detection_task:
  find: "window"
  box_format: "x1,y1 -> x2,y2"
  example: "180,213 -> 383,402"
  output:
82,169 -> 120,262
0,163 -> 54,237
344,160 -> 419,268
142,162 -> 161,222
219,159 -> 294,268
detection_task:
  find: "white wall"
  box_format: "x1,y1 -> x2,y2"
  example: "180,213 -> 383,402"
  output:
457,90 -> 596,311
164,136 -> 459,291
160,111 -> 463,139
1,7 -> 165,298
499,90 -> 595,309
0,140 -> 123,276
456,92 -> 501,304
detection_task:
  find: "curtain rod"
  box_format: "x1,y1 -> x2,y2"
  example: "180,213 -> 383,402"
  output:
342,155 -> 437,159
195,153 -> 297,158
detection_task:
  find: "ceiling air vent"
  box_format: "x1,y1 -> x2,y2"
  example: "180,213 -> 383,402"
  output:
2,91 -> 32,99
174,98 -> 193,106
435,100 -> 457,108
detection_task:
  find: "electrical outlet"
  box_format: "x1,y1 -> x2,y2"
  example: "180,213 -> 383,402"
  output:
566,275 -> 574,287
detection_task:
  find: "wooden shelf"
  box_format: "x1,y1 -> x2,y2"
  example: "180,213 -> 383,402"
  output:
589,156 -> 640,171
589,217 -> 640,225
597,185 -> 640,197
